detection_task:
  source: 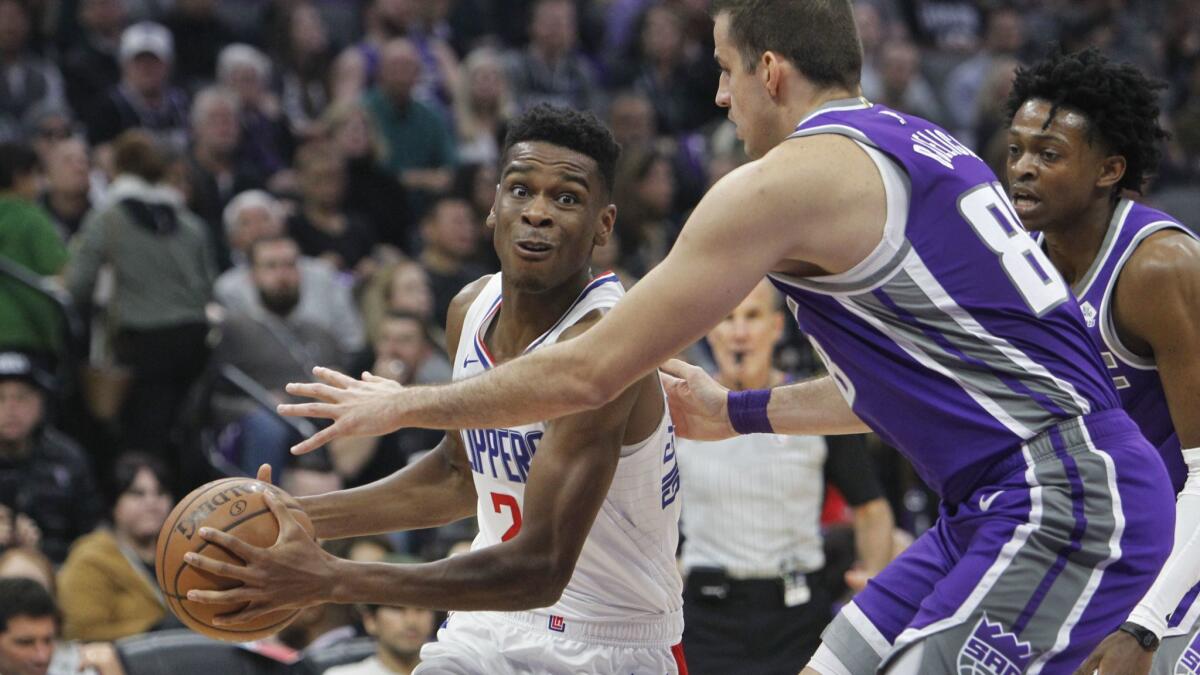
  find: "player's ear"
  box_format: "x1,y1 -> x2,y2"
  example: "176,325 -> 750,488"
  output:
485,208 -> 497,231
761,51 -> 783,98
593,204 -> 616,247
1096,154 -> 1126,192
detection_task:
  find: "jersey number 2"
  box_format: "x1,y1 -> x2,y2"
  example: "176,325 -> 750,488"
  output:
961,185 -> 1067,315
491,492 -> 522,541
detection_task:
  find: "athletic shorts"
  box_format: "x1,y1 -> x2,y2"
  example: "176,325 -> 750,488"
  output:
816,410 -> 1174,675
1153,585 -> 1200,675
414,609 -> 687,675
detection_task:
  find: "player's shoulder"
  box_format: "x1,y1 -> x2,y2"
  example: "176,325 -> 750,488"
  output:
446,274 -> 497,345
1120,227 -> 1200,296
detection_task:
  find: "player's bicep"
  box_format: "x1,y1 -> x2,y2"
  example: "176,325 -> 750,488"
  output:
1117,233 -> 1200,446
508,382 -> 642,578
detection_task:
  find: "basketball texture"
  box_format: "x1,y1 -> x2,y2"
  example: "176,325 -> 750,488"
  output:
155,477 -> 316,642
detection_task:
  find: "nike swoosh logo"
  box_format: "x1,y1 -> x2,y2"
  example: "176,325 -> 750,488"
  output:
979,491 -> 1002,511
463,358 -> 480,367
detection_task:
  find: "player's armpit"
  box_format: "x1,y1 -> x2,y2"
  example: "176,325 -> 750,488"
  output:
1113,230 -> 1200,446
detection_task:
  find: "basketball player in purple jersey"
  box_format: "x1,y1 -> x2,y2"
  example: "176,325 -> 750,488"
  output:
1002,49 -> 1200,675
280,2 -> 1174,672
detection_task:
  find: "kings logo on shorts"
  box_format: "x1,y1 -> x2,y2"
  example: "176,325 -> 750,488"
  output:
1176,630 -> 1200,674
956,614 -> 1033,675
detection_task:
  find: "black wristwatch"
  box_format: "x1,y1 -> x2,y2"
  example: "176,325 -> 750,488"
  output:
1118,622 -> 1160,652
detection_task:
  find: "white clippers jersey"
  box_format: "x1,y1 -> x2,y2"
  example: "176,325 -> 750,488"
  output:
452,272 -> 683,640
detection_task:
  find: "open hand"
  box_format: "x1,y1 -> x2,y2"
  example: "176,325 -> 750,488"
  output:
182,492 -> 338,625
1073,630 -> 1153,675
659,359 -> 736,441
278,367 -> 407,456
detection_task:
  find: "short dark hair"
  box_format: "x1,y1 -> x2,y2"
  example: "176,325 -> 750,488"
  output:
105,452 -> 171,516
0,577 -> 57,633
502,104 -> 621,194
0,142 -> 40,190
112,130 -> 168,183
1006,48 -> 1168,195
711,0 -> 862,90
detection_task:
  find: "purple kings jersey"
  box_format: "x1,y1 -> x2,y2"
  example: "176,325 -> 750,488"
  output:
768,99 -> 1119,503
1060,199 -> 1193,493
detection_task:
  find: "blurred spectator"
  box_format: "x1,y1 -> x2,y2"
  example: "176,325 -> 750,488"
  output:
0,0 -> 66,140
270,1 -> 334,140
0,577 -> 56,675
868,40 -> 945,126
185,86 -> 264,270
619,4 -> 716,134
855,1 -> 886,99
216,44 -> 295,190
0,142 -> 69,362
612,147 -> 679,277
58,453 -> 176,641
66,130 -> 216,466
0,576 -> 126,675
324,99 -> 413,251
364,38 -> 458,217
23,105 -> 78,165
418,197 -> 486,328
608,89 -> 657,150
506,0 -> 601,113
452,162 -> 501,272
341,0 -> 459,108
215,190 -> 366,357
162,0 -> 237,92
60,0 -> 128,118
84,22 -> 190,151
941,6 -> 1024,145
358,259 -> 437,345
974,55 -> 1021,179
39,139 -> 92,241
899,0 -> 981,52
326,604 -> 435,675
0,501 -> 42,553
0,547 -> 54,589
337,311 -> 447,485
0,351 -> 102,564
211,235 -> 344,476
287,139 -> 379,276
454,47 -> 515,167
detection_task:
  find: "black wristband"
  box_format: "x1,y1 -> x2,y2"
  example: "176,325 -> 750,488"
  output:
1118,621 -> 1160,652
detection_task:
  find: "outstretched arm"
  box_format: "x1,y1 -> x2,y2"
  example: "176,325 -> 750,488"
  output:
1076,231 -> 1200,675
279,136 -> 883,452
184,355 -> 658,619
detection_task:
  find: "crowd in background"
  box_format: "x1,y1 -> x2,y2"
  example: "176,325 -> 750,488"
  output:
1,0 -> 1200,671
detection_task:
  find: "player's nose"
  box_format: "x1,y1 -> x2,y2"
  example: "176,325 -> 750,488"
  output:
521,193 -> 554,227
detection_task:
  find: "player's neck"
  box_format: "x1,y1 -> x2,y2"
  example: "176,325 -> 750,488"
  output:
489,269 -> 594,361
1042,196 -> 1119,287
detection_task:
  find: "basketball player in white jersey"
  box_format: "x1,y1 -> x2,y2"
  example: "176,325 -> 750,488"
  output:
181,105 -> 687,674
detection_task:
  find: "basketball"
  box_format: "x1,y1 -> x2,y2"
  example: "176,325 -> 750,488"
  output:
155,477 -> 316,642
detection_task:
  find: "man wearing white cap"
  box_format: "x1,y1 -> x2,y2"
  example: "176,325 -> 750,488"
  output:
81,21 -> 189,151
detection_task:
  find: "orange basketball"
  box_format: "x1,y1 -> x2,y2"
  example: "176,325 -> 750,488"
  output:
155,477 -> 316,642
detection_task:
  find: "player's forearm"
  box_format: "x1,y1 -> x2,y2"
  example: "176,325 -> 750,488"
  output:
299,451 -> 475,539
395,346 -> 610,430
766,376 -> 870,435
330,544 -> 566,611
852,498 -> 895,576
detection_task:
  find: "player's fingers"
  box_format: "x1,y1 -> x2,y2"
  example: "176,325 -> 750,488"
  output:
186,586 -> 255,605
182,551 -> 256,581
256,463 -> 273,484
361,371 -> 393,384
290,423 -> 340,455
283,381 -> 342,403
313,366 -> 358,388
262,491 -> 300,537
277,401 -> 338,420
1071,655 -> 1099,675
657,359 -> 696,380
214,603 -> 272,626
197,526 -> 263,562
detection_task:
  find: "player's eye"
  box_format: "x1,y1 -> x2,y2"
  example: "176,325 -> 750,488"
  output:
510,185 -> 529,198
557,193 -> 579,206
1007,145 -> 1019,158
1041,150 -> 1059,162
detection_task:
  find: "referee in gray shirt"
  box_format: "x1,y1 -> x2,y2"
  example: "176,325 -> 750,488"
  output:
677,280 -> 895,674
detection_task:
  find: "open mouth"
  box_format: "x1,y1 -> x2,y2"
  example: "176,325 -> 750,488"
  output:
515,240 -> 553,260
1009,187 -> 1041,217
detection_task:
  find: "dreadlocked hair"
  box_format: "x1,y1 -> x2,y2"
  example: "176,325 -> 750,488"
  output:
1006,48 -> 1169,195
